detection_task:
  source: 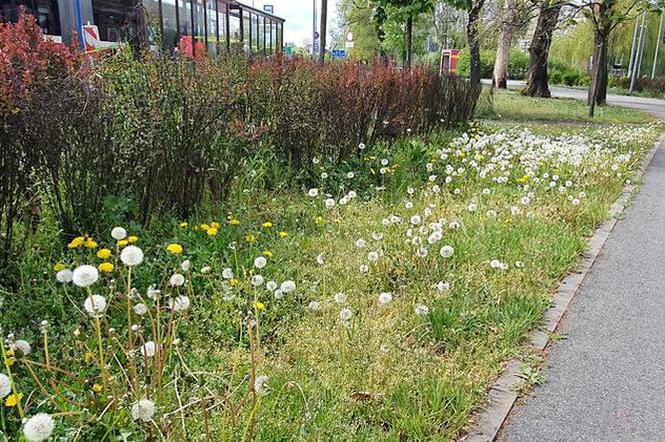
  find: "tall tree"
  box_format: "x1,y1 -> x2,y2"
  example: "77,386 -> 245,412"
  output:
493,0 -> 518,88
373,0 -> 435,69
586,0 -> 646,116
319,0 -> 328,63
522,0 -> 564,97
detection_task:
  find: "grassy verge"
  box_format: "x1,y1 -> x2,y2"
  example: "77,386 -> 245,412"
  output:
479,89 -> 654,125
1,94 -> 662,440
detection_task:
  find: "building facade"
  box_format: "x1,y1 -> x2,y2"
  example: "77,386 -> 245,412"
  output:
1,0 -> 284,57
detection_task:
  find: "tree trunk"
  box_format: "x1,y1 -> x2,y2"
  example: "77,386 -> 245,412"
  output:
493,0 -> 518,88
588,24 -> 610,115
319,0 -> 327,63
406,15 -> 413,69
467,4 -> 482,86
522,0 -> 562,97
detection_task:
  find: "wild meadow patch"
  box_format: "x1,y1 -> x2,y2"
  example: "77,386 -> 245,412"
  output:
1,117 -> 661,440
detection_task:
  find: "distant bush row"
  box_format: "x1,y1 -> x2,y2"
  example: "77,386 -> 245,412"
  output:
0,14 -> 480,272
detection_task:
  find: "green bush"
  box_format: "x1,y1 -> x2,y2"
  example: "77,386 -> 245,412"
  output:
548,60 -> 589,86
457,48 -> 530,80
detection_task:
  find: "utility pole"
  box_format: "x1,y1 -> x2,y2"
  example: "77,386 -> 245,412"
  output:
630,11 -> 648,93
652,8 -> 664,79
627,16 -> 640,77
312,0 -> 317,56
319,0 -> 327,63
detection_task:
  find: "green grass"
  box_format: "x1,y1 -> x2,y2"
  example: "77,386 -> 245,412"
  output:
1,94 -> 662,440
479,89 -> 655,125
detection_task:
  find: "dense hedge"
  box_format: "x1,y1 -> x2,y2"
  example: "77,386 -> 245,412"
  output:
457,48 -> 530,80
608,76 -> 665,96
0,14 -> 480,270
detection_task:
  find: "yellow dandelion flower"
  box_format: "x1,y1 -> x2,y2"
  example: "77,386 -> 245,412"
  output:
228,218 -> 240,226
127,235 -> 139,243
207,227 -> 218,236
166,243 -> 183,255
179,222 -> 188,228
252,301 -> 266,311
67,236 -> 85,249
245,234 -> 256,243
96,248 -> 112,260
229,278 -> 240,286
201,224 -> 210,231
262,250 -> 273,258
92,384 -> 103,394
98,262 -> 114,273
314,216 -> 324,225
117,239 -> 129,247
210,222 -> 221,229
279,231 -> 288,238
84,238 -> 98,249
262,221 -> 273,228
53,263 -> 66,272
5,393 -> 22,407
84,351 -> 94,363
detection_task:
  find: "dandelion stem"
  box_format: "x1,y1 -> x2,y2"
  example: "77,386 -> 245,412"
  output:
43,330 -> 50,368
94,316 -> 109,388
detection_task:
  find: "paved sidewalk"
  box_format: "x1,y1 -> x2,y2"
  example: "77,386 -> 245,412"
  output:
499,93 -> 665,440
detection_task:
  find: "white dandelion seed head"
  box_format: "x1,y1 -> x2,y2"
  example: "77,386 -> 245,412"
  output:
339,308 -> 352,321
334,292 -> 347,304
359,264 -> 369,273
378,292 -> 393,305
254,256 -> 267,269
23,413 -> 55,442
14,340 -> 31,356
266,281 -> 278,292
372,232 -> 384,241
308,188 -> 319,198
222,268 -> 234,279
72,265 -> 99,288
251,274 -> 264,287
181,259 -> 191,272
170,295 -> 191,312
200,266 -> 211,274
316,254 -> 325,265
111,227 -> 127,241
0,373 -> 11,399
355,239 -> 366,248
254,375 -> 270,396
367,251 -> 379,262
273,289 -> 284,299
120,245 -> 144,267
439,245 -> 454,258
56,269 -> 73,284
169,273 -> 185,287
83,295 -> 107,317
133,303 -> 148,316
140,341 -> 156,358
131,399 -> 155,422
346,172 -> 355,179
410,215 -> 421,225
436,281 -> 450,292
414,304 -> 430,316
308,301 -> 320,311
325,198 -> 336,208
280,280 -> 296,293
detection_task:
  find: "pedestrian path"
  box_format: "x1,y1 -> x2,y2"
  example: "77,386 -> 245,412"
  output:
499,93 -> 665,441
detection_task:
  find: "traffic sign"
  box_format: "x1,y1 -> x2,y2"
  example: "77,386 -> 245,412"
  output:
331,49 -> 345,58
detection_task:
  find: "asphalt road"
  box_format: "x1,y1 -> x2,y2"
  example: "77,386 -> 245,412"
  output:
499,84 -> 665,441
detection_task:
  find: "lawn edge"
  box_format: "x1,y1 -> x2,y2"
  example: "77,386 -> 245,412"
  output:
462,130 -> 665,442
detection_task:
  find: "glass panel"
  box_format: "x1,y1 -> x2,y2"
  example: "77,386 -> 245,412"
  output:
178,0 -> 193,56
36,0 -> 60,35
256,15 -> 263,53
206,0 -> 217,55
229,9 -> 241,52
252,14 -> 262,53
218,1 -> 227,51
93,0 -> 138,43
242,10 -> 250,53
162,0 -> 178,52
